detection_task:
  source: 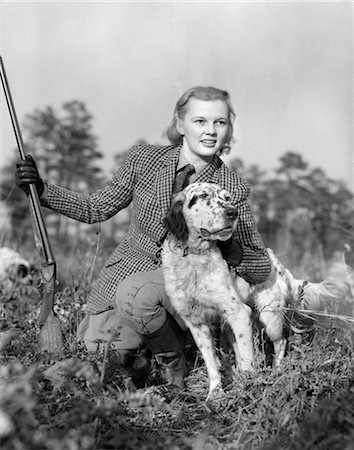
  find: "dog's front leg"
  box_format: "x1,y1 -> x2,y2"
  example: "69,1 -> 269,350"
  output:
183,319 -> 223,401
223,299 -> 255,372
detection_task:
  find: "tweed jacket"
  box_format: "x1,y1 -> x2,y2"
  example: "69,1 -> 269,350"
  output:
41,144 -> 271,314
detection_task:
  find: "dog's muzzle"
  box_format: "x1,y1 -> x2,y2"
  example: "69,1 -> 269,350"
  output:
200,226 -> 233,239
199,205 -> 237,239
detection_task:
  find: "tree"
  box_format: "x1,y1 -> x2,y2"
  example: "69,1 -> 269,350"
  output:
24,101 -> 104,238
1,101 -> 104,244
276,151 -> 309,183
23,101 -> 103,189
227,151 -> 353,265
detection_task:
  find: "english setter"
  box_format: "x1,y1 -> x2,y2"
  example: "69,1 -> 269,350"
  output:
82,183 -> 352,404
162,182 -> 255,402
0,248 -> 34,351
161,182 -> 354,403
0,247 -> 33,297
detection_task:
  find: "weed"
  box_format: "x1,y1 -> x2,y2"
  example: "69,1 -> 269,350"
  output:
0,250 -> 353,449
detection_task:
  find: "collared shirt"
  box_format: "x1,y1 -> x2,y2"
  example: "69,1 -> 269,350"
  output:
176,148 -> 208,183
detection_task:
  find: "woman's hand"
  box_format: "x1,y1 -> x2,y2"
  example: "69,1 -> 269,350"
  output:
15,154 -> 44,196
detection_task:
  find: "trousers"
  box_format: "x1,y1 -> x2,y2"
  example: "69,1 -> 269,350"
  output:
77,268 -> 186,352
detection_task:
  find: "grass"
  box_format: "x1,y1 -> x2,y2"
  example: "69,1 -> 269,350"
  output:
1,250 -> 354,450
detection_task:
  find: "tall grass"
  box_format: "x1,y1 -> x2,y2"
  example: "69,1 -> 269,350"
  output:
0,241 -> 353,450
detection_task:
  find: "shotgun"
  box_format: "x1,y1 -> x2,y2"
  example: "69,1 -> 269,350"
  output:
0,56 -> 63,352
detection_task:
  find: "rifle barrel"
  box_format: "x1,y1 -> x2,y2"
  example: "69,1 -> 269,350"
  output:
0,56 -> 55,266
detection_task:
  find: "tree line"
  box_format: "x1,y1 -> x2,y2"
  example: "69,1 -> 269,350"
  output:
1,101 -> 352,270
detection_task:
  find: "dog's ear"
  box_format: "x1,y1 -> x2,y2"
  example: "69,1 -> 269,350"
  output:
7,264 -> 20,282
163,192 -> 189,242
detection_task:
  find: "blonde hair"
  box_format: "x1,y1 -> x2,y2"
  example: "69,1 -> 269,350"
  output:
165,86 -> 236,153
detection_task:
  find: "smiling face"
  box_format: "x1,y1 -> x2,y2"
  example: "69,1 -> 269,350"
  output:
181,183 -> 237,241
176,99 -> 230,165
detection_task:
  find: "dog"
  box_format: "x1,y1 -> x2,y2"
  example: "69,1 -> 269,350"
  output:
0,247 -> 33,298
161,182 -> 354,402
0,247 -> 34,351
162,182 -> 255,402
81,182 -> 353,402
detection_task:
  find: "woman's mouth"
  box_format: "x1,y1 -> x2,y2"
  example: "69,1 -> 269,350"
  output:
201,139 -> 217,148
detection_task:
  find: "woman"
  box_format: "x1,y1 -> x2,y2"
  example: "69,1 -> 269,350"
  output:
15,86 -> 271,387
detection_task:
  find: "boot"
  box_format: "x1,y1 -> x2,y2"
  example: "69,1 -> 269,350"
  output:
142,314 -> 187,389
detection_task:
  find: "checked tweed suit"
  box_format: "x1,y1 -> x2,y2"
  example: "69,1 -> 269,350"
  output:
41,144 -> 271,315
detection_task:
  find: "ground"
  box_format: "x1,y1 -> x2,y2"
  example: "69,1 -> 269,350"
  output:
1,286 -> 353,450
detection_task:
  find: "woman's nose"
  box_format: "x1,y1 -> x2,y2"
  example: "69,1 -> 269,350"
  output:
205,122 -> 216,135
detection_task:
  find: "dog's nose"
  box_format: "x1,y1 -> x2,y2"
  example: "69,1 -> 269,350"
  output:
17,264 -> 29,278
225,206 -> 237,220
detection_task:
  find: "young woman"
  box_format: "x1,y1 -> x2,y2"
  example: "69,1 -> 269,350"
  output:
15,86 -> 271,387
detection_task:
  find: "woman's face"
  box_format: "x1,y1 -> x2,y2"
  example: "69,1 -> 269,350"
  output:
177,98 -> 230,164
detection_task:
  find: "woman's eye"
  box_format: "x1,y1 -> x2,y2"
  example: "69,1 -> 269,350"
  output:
216,120 -> 227,126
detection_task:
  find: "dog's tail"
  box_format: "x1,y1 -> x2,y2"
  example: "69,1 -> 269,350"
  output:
268,249 -> 354,318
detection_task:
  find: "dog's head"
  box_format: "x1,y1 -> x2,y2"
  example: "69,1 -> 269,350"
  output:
164,182 -> 237,243
0,248 -> 33,292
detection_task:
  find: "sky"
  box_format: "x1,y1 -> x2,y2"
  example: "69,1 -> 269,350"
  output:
0,1 -> 353,191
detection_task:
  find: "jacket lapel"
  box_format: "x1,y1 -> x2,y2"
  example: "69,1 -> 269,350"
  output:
155,145 -> 181,220
194,155 -> 221,184
155,150 -> 221,222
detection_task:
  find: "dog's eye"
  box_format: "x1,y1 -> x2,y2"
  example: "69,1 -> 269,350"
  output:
199,193 -> 209,199
17,264 -> 29,278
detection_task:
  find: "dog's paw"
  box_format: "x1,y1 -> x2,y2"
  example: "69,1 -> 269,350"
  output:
206,384 -> 227,412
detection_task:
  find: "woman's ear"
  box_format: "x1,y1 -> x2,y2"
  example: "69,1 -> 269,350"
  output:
176,116 -> 184,136
163,192 -> 189,242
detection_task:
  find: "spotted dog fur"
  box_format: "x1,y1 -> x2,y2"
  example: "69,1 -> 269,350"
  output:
0,248 -> 34,348
161,182 -> 354,403
162,182 -> 255,402
81,181 -> 353,403
0,247 -> 33,295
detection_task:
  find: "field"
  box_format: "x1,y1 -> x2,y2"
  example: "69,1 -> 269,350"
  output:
1,247 -> 354,450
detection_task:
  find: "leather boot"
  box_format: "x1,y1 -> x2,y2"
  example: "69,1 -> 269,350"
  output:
142,314 -> 187,389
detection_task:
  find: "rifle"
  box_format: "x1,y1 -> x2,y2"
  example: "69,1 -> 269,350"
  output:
0,56 -> 63,352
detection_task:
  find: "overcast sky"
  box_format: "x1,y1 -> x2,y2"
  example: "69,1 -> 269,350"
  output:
0,1 -> 353,190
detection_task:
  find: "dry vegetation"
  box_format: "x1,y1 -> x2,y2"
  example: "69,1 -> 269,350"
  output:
1,248 -> 354,450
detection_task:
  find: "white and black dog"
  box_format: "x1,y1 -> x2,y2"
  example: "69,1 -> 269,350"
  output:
161,182 -> 354,403
0,247 -> 35,351
0,247 -> 33,297
162,182 -> 255,401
